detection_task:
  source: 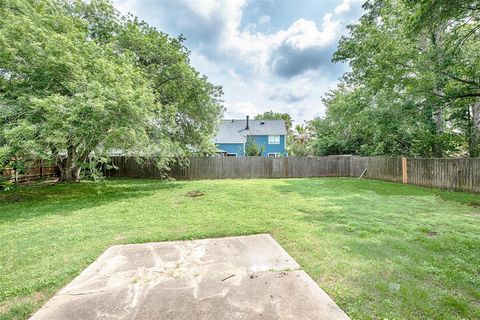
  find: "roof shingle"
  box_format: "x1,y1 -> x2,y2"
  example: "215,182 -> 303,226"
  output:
214,119 -> 287,144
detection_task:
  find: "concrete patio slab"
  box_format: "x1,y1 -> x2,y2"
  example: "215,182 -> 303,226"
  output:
30,234 -> 350,320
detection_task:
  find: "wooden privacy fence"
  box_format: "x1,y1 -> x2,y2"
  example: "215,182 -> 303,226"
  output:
349,156 -> 480,193
108,155 -> 480,193
108,156 -> 352,180
6,156 -> 478,193
1,160 -> 58,183
408,158 -> 480,193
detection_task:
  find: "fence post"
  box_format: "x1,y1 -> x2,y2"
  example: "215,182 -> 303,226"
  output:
402,157 -> 408,184
40,160 -> 44,179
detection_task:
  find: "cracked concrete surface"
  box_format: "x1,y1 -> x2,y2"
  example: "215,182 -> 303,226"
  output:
30,234 -> 350,320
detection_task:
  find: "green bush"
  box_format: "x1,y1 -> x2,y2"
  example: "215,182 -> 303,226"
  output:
245,137 -> 265,156
0,177 -> 14,191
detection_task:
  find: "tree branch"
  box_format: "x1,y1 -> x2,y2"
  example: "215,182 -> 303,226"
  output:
155,76 -> 178,89
442,72 -> 480,87
451,92 -> 480,99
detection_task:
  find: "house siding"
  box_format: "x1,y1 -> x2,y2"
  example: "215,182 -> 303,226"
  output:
216,136 -> 286,157
216,143 -> 245,156
249,135 -> 287,156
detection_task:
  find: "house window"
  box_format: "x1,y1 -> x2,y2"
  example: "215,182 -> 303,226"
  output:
226,153 -> 237,157
268,135 -> 280,144
268,153 -> 279,157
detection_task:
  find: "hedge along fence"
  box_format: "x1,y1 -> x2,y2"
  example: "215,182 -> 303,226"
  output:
107,155 -> 480,193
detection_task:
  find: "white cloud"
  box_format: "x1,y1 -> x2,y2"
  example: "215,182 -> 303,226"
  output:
334,0 -> 364,17
113,0 -> 139,14
181,0 -> 247,37
112,0 -> 363,122
182,0 -> 222,19
266,15 -> 342,78
197,5 -> 343,78
259,15 -> 271,24
335,0 -> 354,14
279,15 -> 340,50
225,102 -> 259,119
115,0 -> 342,78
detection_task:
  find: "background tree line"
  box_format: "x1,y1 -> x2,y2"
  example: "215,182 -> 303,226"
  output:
0,0 -> 224,182
311,0 -> 480,157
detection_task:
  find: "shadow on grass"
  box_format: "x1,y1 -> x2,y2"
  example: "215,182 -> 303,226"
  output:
277,178 -> 479,318
275,177 -> 480,208
274,177 -> 437,197
0,178 -> 183,223
278,178 -> 480,244
274,177 -> 480,266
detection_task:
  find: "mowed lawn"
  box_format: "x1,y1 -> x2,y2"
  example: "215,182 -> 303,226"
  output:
1,178 -> 479,319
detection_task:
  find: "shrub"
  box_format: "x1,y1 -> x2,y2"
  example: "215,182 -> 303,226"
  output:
0,177 -> 14,191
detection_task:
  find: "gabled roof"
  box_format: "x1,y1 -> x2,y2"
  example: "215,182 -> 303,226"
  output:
214,119 -> 287,144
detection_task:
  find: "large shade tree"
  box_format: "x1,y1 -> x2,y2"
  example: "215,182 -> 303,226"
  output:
0,0 -> 223,181
311,0 -> 480,157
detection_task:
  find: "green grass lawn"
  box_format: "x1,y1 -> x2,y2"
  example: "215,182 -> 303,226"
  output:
1,178 -> 479,319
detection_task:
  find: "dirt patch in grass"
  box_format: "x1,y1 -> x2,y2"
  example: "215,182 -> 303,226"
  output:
426,231 -> 439,237
0,194 -> 32,203
466,201 -> 480,208
186,191 -> 204,197
114,235 -> 126,241
33,292 -> 45,303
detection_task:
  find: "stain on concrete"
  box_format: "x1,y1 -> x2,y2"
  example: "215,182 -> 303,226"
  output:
30,234 -> 350,320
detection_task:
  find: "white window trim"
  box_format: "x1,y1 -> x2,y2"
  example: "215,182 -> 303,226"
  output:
268,135 -> 280,144
268,153 -> 279,157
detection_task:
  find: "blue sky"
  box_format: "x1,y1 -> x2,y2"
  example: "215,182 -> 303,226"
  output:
113,0 -> 364,123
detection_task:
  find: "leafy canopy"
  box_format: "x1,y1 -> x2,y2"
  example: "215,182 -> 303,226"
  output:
0,0 -> 224,180
311,0 -> 480,157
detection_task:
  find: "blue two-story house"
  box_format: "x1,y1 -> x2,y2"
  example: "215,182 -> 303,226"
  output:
214,116 -> 287,157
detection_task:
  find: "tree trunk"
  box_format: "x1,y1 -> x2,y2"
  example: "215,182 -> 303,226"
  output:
470,98 -> 480,157
433,86 -> 444,135
432,87 -> 445,157
421,30 -> 446,157
56,146 -> 81,182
